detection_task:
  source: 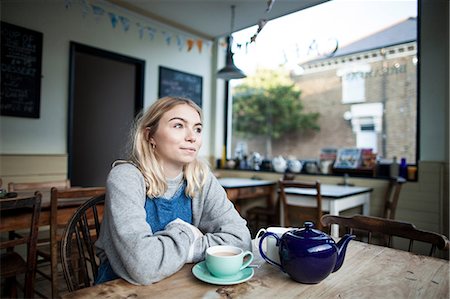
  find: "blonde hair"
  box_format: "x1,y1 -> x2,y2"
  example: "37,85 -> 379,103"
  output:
130,96 -> 209,198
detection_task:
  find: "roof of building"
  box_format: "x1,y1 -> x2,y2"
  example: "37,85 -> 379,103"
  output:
307,17 -> 417,63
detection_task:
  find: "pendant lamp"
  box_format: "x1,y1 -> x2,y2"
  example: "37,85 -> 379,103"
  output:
217,6 -> 246,80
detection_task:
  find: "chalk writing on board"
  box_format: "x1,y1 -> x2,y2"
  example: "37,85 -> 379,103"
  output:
158,66 -> 202,107
1,21 -> 43,118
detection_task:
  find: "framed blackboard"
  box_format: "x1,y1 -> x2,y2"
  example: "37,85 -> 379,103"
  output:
158,66 -> 202,107
1,22 -> 43,118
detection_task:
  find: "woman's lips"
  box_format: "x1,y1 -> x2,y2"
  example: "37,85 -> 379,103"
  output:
181,147 -> 196,153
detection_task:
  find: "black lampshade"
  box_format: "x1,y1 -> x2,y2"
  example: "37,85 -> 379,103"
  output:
217,38 -> 246,80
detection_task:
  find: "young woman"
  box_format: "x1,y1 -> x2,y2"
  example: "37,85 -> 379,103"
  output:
95,97 -> 252,285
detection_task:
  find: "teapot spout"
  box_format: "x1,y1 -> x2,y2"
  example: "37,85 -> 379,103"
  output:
332,234 -> 355,272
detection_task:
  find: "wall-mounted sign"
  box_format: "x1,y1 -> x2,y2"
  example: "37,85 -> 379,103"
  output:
158,66 -> 202,107
1,21 -> 43,118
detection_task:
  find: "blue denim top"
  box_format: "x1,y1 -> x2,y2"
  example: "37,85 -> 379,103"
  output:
144,182 -> 193,232
95,183 -> 193,284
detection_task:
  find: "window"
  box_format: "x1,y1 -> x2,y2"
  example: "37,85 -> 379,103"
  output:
341,72 -> 365,103
338,65 -> 371,104
229,0 -> 418,173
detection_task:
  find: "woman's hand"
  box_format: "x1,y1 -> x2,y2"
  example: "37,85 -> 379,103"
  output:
168,218 -> 203,262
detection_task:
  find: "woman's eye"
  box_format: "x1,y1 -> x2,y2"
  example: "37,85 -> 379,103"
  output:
174,123 -> 183,128
195,127 -> 202,133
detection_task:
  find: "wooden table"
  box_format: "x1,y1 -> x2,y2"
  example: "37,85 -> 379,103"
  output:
0,191 -> 92,232
282,184 -> 373,237
218,178 -> 277,214
61,240 -> 449,299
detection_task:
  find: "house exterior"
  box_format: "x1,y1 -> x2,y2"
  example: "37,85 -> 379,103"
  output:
291,18 -> 417,163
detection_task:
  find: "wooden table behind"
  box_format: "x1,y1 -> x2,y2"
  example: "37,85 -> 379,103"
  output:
0,191 -> 101,232
62,240 -> 449,299
218,178 -> 276,214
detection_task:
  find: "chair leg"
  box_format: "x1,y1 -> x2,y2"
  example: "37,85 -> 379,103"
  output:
284,211 -> 290,228
24,269 -> 36,298
51,245 -> 59,298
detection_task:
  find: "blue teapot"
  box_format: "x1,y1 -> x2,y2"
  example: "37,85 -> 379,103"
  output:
259,221 -> 355,284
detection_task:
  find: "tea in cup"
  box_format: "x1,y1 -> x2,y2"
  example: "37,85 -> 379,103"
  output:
257,227 -> 292,264
205,245 -> 253,278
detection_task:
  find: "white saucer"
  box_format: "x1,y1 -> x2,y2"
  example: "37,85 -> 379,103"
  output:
192,261 -> 254,285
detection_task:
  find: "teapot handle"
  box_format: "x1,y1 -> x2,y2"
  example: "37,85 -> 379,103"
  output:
258,232 -> 283,270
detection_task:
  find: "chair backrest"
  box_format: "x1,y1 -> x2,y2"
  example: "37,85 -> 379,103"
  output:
382,176 -> 406,219
8,179 -> 71,192
271,173 -> 295,209
60,194 -> 105,292
0,193 -> 42,297
321,214 -> 449,257
50,187 -> 106,246
278,179 -> 322,229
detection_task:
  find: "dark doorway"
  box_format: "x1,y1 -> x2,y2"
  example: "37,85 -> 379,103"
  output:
68,42 -> 145,187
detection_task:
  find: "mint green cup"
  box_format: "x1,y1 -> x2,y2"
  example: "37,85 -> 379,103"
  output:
205,245 -> 254,278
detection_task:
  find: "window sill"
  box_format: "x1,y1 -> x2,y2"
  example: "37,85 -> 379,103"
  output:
215,167 -> 416,182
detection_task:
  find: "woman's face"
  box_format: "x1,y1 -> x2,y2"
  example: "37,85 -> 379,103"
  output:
149,104 -> 202,177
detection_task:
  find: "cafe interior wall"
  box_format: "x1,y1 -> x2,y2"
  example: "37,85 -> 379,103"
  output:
0,1 -> 448,237
0,0 -> 226,184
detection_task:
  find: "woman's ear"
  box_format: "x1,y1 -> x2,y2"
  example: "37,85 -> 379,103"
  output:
145,128 -> 156,148
144,127 -> 151,142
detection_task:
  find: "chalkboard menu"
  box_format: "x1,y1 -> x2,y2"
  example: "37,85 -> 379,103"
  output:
158,66 -> 202,107
1,22 -> 43,118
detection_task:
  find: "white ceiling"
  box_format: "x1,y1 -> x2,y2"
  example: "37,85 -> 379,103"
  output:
107,0 -> 328,40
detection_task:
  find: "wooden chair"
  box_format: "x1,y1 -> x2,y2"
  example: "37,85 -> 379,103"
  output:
5,179 -> 71,297
382,176 -> 406,219
36,187 -> 105,298
60,194 -> 105,292
321,214 -> 449,257
8,179 -> 71,192
246,173 -> 295,235
279,179 -> 322,229
0,193 -> 42,298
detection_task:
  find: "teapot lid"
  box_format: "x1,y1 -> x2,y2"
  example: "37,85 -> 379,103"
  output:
290,221 -> 331,240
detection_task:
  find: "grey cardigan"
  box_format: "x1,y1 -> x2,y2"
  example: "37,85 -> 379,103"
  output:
95,163 -> 252,285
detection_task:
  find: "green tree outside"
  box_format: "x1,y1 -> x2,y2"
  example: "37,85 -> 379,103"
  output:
232,68 -> 320,157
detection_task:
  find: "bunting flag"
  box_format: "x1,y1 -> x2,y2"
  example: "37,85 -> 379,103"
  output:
92,5 -> 105,22
81,0 -> 90,17
147,27 -> 156,40
249,19 -> 268,44
119,16 -> 130,32
205,40 -> 213,55
64,0 -> 72,9
67,1 -> 210,55
108,12 -> 118,28
236,42 -> 247,54
162,31 -> 172,45
257,19 -> 267,33
196,39 -> 203,53
176,35 -> 184,51
136,22 -> 144,39
220,40 -> 228,49
266,0 -> 276,12
187,39 -> 194,52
